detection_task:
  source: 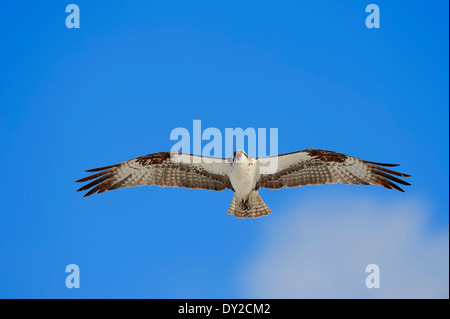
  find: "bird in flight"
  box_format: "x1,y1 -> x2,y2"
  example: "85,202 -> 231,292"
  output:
76,149 -> 411,218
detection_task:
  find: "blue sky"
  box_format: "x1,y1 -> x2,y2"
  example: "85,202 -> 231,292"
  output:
0,1 -> 448,298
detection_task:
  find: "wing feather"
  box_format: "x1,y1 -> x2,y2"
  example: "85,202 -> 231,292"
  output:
257,149 -> 411,192
76,151 -> 232,197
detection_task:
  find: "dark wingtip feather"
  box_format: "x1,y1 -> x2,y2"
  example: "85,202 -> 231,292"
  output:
367,162 -> 411,192
83,181 -> 109,197
364,160 -> 400,167
76,174 -> 111,192
376,171 -> 411,186
75,170 -> 111,183
371,165 -> 411,178
76,165 -> 117,196
386,179 -> 405,192
84,189 -> 97,197
85,164 -> 117,172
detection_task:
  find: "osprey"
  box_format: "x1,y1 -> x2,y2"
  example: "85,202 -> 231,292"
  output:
76,149 -> 411,218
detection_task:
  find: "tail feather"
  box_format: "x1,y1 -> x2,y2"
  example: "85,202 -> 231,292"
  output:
228,191 -> 272,219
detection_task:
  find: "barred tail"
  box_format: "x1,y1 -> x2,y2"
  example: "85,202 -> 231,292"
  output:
228,191 -> 272,219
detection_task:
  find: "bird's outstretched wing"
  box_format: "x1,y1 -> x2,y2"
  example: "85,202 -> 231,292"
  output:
257,149 -> 411,192
76,151 -> 232,197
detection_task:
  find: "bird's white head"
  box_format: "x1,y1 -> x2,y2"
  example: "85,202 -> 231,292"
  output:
233,149 -> 249,163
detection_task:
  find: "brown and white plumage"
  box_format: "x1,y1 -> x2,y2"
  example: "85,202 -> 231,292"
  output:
256,149 -> 411,192
76,152 -> 232,196
76,149 -> 411,218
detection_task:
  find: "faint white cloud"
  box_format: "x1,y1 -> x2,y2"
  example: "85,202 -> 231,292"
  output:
238,196 -> 449,298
